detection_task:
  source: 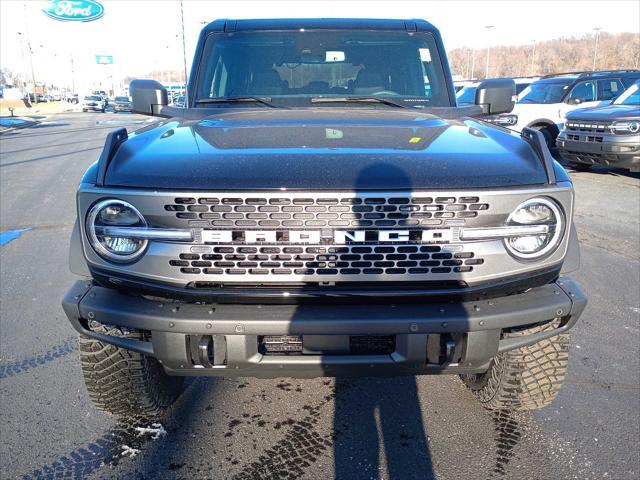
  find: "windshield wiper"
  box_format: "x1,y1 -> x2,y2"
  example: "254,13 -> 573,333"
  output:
195,96 -> 278,108
311,96 -> 414,109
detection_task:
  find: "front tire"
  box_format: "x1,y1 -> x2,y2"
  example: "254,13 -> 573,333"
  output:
79,323 -> 183,417
570,163 -> 592,172
461,320 -> 569,411
532,125 -> 558,150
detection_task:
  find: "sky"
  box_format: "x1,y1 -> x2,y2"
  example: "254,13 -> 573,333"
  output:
1,0 -> 639,93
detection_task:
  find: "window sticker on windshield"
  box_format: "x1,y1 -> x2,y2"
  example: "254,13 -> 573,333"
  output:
325,128 -> 343,139
325,51 -> 345,62
419,48 -> 432,62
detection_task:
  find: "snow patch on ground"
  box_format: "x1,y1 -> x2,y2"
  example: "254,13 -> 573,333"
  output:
121,445 -> 141,458
135,423 -> 167,440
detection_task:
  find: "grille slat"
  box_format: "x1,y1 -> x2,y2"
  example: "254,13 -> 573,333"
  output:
169,245 -> 484,278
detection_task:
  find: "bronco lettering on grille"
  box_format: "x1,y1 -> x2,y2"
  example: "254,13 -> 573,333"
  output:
200,229 -> 456,244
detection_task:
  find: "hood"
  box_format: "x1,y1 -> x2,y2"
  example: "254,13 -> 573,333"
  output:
566,103 -> 640,121
105,109 -> 548,190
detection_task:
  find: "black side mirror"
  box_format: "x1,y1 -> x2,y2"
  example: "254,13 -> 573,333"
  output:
567,97 -> 582,105
475,79 -> 516,115
130,79 -> 169,116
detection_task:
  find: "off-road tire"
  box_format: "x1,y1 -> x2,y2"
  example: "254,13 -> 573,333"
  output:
79,323 -> 183,417
460,320 -> 570,410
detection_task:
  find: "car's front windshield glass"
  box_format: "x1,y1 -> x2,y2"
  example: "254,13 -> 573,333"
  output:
115,96 -> 129,102
195,30 -> 450,107
518,80 -> 573,104
455,86 -> 476,104
614,83 -> 640,105
85,96 -> 101,101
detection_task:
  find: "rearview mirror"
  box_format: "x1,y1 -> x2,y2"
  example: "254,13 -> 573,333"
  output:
567,97 -> 582,105
474,79 -> 516,115
130,79 -> 169,116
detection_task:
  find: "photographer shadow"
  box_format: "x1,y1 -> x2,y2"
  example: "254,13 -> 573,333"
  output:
333,376 -> 434,480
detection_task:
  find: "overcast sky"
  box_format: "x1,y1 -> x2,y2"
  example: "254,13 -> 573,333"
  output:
1,0 -> 638,92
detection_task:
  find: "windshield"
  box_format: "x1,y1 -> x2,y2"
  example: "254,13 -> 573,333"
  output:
455,85 -> 476,105
518,80 -> 573,104
614,83 -> 640,106
84,96 -> 101,101
195,30 -> 450,107
115,96 -> 129,102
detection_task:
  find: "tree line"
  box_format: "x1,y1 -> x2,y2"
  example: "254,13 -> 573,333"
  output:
448,32 -> 640,80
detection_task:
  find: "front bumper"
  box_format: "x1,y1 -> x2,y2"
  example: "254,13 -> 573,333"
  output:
557,134 -> 640,171
62,277 -> 586,378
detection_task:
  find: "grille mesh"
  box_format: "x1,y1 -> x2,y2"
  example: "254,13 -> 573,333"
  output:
169,245 -> 484,277
164,196 -> 490,229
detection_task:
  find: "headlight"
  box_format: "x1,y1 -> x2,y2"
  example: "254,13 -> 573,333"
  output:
505,198 -> 564,260
609,120 -> 640,134
86,199 -> 148,263
487,114 -> 518,126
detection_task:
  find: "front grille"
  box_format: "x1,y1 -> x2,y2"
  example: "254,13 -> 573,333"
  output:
565,120 -> 610,134
164,196 -> 490,229
169,245 -> 484,277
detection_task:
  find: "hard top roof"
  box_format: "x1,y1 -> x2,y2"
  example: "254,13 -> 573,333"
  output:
201,18 -> 439,34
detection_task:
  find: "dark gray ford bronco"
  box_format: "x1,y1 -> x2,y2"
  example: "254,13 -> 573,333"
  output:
63,18 -> 586,417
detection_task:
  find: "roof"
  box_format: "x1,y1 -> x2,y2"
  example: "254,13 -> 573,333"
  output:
202,18 -> 439,34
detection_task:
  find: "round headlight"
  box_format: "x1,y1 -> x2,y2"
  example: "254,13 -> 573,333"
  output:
86,199 -> 147,263
505,198 -> 564,260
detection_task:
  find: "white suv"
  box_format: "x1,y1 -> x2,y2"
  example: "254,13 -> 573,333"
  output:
488,71 -> 640,146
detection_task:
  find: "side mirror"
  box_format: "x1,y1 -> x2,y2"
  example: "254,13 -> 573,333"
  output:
567,97 -> 582,105
130,79 -> 169,116
475,79 -> 516,115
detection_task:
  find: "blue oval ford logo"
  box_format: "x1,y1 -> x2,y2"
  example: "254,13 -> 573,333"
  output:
42,0 -> 104,22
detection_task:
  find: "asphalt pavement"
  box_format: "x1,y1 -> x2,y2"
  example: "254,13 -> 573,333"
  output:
0,112 -> 638,480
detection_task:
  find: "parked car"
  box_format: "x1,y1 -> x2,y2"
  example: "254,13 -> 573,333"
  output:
556,80 -> 640,172
65,93 -> 79,104
487,70 -> 640,146
173,95 -> 185,108
112,96 -> 132,112
64,18 -> 587,419
456,77 -> 538,106
81,95 -> 106,112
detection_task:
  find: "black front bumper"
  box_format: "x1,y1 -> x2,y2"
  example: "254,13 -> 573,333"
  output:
62,278 -> 586,378
557,138 -> 640,171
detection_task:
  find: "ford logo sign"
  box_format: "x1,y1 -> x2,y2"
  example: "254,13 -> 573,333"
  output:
42,0 -> 105,22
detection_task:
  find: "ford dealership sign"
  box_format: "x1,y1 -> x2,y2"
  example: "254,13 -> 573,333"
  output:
42,0 -> 104,22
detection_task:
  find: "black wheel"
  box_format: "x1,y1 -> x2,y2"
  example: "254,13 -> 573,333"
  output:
569,163 -> 592,172
79,323 -> 183,417
101,108 -> 105,113
460,319 -> 569,411
82,109 -> 87,112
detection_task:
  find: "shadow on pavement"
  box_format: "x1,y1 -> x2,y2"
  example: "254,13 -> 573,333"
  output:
0,146 -> 103,168
333,377 -> 434,480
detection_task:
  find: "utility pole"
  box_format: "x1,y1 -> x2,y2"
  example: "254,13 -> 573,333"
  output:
484,25 -> 494,79
530,39 -> 537,76
592,27 -> 601,71
470,49 -> 476,79
180,1 -> 189,102
20,4 -> 37,102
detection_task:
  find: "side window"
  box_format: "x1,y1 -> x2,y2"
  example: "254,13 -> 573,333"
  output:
569,81 -> 596,102
597,79 -> 624,101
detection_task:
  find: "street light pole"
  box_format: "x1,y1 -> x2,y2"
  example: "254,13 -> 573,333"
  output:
484,25 -> 494,79
592,27 -> 601,71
